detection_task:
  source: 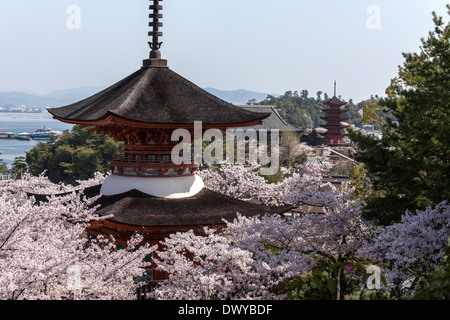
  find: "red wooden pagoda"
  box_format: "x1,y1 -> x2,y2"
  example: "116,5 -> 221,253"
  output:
49,0 -> 270,199
45,0 -> 291,284
320,82 -> 349,146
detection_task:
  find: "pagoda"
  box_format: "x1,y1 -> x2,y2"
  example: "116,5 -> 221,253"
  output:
319,82 -> 349,146
45,0 -> 291,283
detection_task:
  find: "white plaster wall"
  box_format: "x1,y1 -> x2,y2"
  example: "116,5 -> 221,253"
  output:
100,175 -> 204,199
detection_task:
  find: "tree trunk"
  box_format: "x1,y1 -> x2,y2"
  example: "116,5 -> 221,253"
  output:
332,267 -> 341,300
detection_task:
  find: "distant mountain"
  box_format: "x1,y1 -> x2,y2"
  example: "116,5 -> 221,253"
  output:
45,87 -> 105,101
0,87 -> 105,109
0,87 -> 274,109
0,92 -> 53,109
204,88 -> 274,105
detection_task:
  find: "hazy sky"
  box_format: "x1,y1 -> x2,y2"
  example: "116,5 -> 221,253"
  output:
0,0 -> 448,102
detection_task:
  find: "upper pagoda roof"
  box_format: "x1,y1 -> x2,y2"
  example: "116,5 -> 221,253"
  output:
323,96 -> 347,106
48,67 -> 270,127
48,1 -> 270,128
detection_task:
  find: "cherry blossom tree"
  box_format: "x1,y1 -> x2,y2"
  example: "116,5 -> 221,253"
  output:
0,174 -> 156,300
3,154 -> 447,300
357,201 -> 450,298
190,147 -> 378,299
227,184 -> 377,300
0,171 -> 106,197
149,170 -> 377,300
198,163 -> 276,203
149,225 -> 311,300
149,153 -> 449,300
148,228 -> 257,300
197,146 -> 332,207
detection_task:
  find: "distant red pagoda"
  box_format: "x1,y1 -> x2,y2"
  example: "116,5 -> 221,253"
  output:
320,83 -> 348,146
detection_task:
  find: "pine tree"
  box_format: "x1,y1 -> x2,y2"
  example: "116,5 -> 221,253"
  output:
348,6 -> 450,225
26,125 -> 123,185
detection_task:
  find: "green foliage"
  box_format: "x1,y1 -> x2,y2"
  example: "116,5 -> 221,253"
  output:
0,154 -> 8,175
414,238 -> 450,300
344,289 -> 391,301
285,257 -> 391,300
301,129 -> 327,146
10,156 -> 27,180
361,100 -> 391,129
328,161 -> 356,177
26,125 -> 123,185
345,100 -> 364,128
263,167 -> 285,184
256,90 -> 365,130
293,153 -> 308,166
285,269 -> 334,300
279,131 -> 307,167
349,164 -> 375,200
348,7 -> 450,225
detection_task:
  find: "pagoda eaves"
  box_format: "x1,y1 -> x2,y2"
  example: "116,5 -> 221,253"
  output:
322,96 -> 347,106
48,67 -> 269,128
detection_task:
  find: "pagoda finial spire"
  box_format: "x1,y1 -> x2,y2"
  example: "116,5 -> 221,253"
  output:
149,0 -> 163,58
143,0 -> 167,68
334,80 -> 337,97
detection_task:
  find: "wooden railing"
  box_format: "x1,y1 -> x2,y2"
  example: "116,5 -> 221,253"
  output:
111,155 -> 199,177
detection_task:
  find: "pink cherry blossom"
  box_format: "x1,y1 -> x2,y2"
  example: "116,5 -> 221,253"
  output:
0,173 -> 156,300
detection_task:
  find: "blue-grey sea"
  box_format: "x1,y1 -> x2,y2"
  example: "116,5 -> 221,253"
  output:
0,112 -> 74,167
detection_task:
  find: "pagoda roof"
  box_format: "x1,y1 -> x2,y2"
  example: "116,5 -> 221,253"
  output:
320,115 -> 349,121
320,123 -> 348,128
323,96 -> 347,106
29,185 -> 292,228
48,67 -> 270,127
236,105 -> 303,133
321,108 -> 347,113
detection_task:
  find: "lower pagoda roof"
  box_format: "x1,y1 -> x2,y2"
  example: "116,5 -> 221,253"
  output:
320,116 -> 349,120
320,133 -> 346,136
320,124 -> 348,128
29,185 -> 292,228
321,109 -> 348,114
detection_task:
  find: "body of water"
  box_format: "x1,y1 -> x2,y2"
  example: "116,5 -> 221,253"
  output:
0,112 -> 74,167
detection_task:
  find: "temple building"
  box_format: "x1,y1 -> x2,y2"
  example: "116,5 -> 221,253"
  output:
44,0 -> 291,283
319,82 -> 349,146
237,105 -> 303,137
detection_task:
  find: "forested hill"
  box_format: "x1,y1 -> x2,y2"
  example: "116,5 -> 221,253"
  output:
249,90 -> 371,129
